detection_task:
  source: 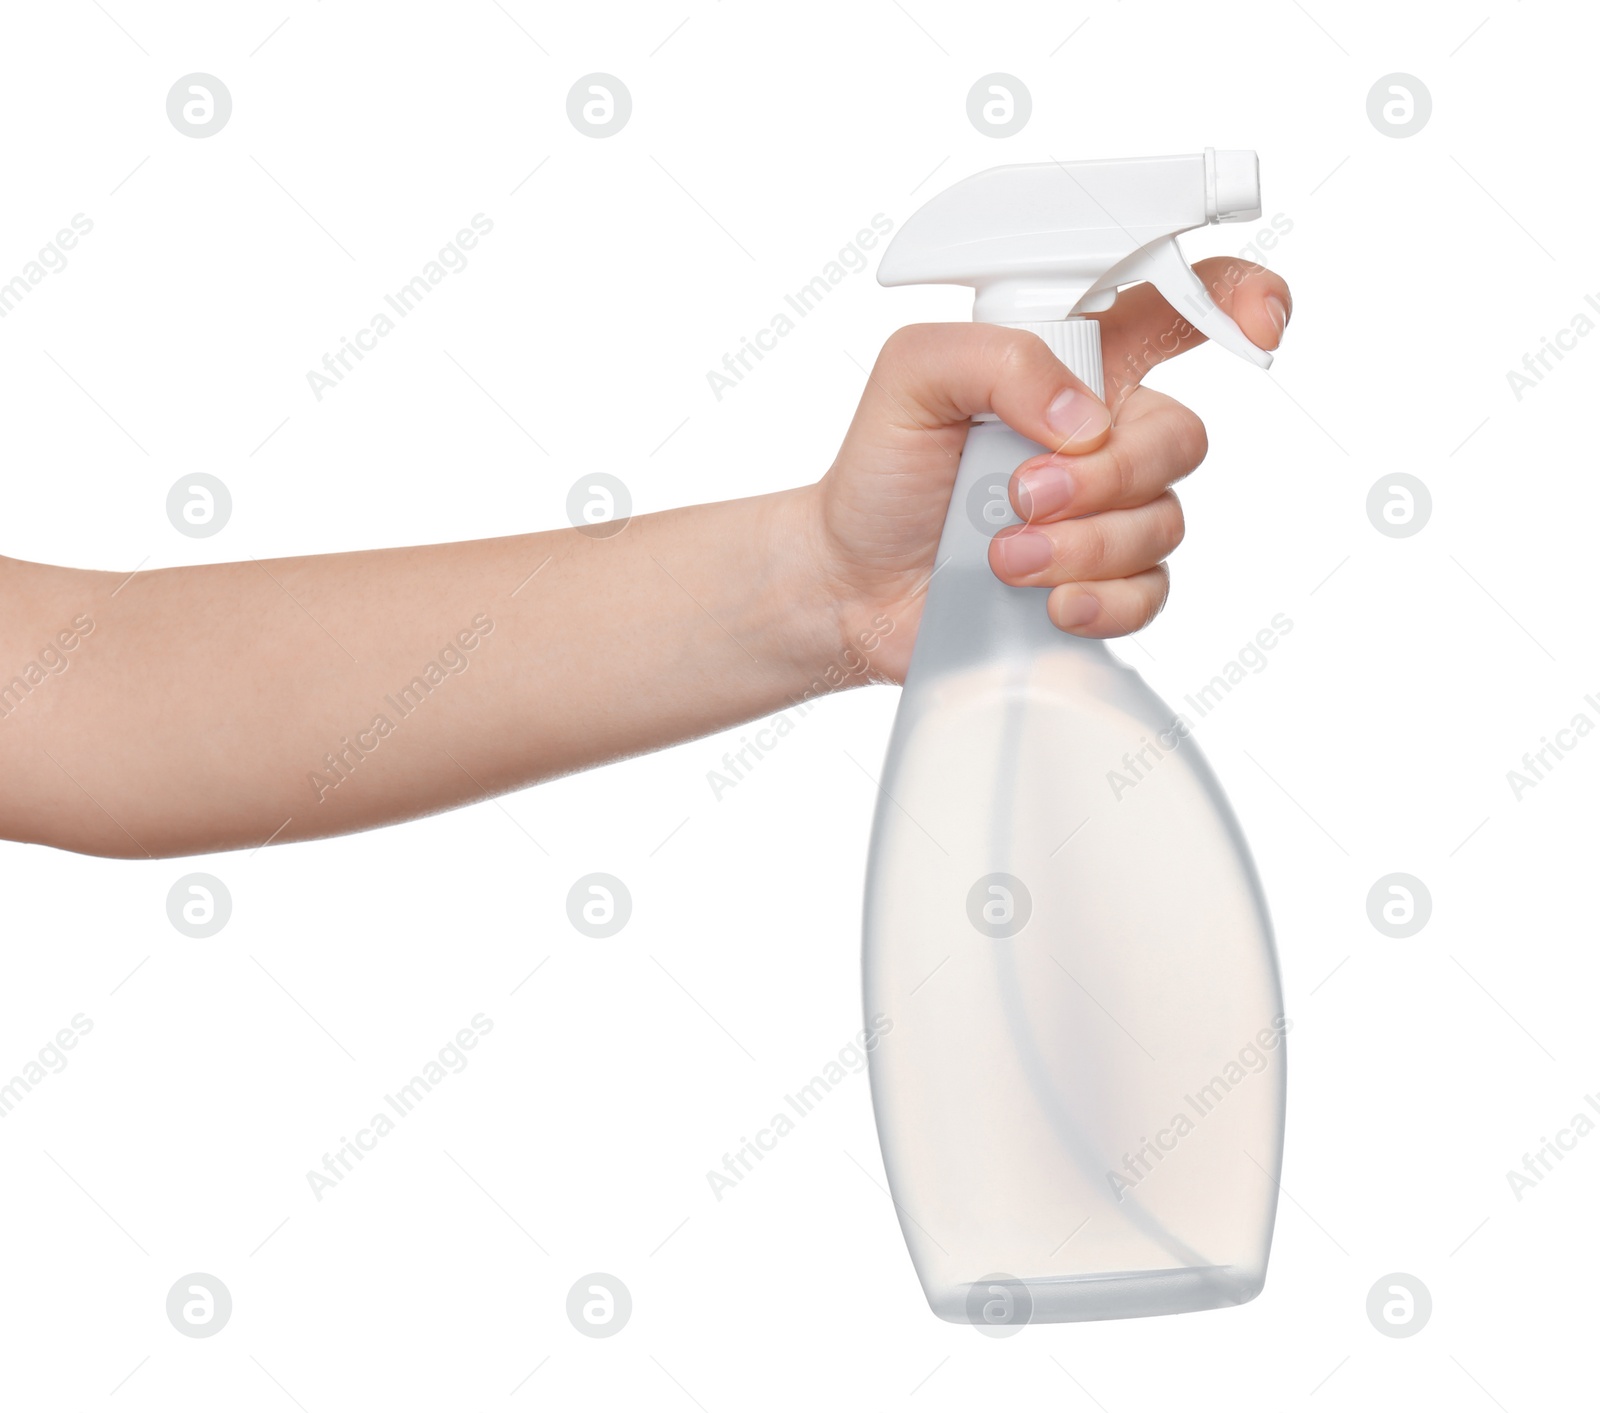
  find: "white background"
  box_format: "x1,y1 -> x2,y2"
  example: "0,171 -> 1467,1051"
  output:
1,0 -> 1594,1407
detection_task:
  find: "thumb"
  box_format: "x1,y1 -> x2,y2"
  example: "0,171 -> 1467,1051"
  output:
853,323 -> 1111,455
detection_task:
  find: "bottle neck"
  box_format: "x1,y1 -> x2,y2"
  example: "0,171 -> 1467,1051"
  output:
904,317 -> 1114,681
911,420 -> 1110,676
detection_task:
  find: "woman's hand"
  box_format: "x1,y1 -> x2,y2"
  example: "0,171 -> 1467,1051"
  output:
0,258 -> 1288,857
798,257 -> 1291,682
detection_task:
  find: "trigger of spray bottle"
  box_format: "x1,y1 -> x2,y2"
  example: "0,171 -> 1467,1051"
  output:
879,147 -> 1272,394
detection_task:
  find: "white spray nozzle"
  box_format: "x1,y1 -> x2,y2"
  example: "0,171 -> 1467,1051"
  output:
878,149 -> 1271,370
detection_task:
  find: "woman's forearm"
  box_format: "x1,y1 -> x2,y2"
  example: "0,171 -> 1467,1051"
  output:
0,486 -> 872,858
2,290 -> 1289,860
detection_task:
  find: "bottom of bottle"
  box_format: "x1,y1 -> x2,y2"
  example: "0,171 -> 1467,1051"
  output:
933,1264 -> 1264,1327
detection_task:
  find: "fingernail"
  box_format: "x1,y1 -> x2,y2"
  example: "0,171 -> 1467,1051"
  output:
995,527 -> 1053,576
1046,388 -> 1110,447
1057,593 -> 1100,629
1264,295 -> 1288,342
1016,463 -> 1076,522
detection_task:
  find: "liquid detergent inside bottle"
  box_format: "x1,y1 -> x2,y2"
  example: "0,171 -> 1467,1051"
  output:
863,151 -> 1287,1326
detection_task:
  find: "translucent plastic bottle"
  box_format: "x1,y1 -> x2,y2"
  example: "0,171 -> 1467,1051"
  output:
863,153 -> 1287,1325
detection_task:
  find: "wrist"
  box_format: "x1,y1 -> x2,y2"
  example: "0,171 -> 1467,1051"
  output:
761,484 -> 900,697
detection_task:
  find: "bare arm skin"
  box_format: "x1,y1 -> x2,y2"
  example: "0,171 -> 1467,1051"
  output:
0,496 -> 843,857
0,260 -> 1288,858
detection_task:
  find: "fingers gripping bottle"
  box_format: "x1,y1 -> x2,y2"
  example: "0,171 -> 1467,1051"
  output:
864,151 -> 1287,1325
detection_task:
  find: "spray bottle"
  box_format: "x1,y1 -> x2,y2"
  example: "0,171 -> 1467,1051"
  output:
863,151 -> 1286,1325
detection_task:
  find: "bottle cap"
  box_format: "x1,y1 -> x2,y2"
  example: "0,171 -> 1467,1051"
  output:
879,149 -> 1271,370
